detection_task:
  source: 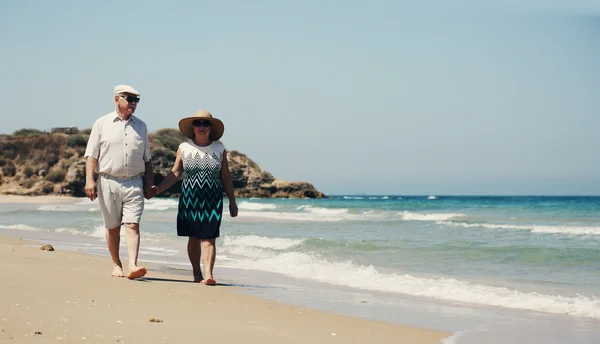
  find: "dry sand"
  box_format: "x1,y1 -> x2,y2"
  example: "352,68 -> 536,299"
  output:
0,234 -> 449,343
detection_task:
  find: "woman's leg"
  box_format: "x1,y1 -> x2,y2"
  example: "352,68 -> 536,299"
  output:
187,237 -> 202,282
201,239 -> 216,285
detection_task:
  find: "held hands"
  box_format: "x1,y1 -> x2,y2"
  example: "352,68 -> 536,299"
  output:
145,185 -> 159,200
229,201 -> 238,217
84,181 -> 97,201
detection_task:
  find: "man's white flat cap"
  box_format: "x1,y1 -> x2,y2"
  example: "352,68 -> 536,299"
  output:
113,84 -> 140,96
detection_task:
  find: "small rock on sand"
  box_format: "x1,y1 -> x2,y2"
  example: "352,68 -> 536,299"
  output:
149,318 -> 163,323
40,244 -> 55,251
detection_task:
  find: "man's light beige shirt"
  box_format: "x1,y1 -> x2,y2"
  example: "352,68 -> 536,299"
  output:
84,111 -> 151,178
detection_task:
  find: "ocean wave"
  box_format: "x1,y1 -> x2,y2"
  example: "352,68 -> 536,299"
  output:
439,221 -> 600,236
223,235 -> 304,250
237,201 -> 277,210
236,209 -> 463,222
37,204 -> 96,212
296,205 -> 349,214
222,249 -> 600,319
144,199 -> 178,211
0,224 -> 38,231
401,211 -> 465,221
238,211 -> 350,222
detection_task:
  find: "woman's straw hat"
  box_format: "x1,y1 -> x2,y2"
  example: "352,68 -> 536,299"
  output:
178,110 -> 224,141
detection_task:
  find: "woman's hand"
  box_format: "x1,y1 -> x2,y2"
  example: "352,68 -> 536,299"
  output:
229,202 -> 238,217
148,185 -> 159,199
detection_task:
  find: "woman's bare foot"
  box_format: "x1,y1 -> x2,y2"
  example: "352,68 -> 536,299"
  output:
201,276 -> 216,286
193,268 -> 203,283
111,265 -> 124,277
127,266 -> 147,280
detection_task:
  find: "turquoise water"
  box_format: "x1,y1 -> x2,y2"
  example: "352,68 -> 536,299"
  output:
2,195 -> 600,326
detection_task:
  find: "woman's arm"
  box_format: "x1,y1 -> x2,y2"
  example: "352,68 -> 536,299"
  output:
152,147 -> 183,196
220,150 -> 238,217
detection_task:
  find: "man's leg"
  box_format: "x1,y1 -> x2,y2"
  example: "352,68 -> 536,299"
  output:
122,178 -> 146,280
187,237 -> 202,282
106,226 -> 123,277
201,239 -> 216,285
98,177 -> 125,277
124,222 -> 146,279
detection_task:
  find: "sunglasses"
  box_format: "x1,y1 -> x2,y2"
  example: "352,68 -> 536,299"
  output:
192,120 -> 212,127
120,95 -> 141,103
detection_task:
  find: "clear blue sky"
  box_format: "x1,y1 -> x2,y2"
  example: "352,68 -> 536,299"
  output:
1,1 -> 599,195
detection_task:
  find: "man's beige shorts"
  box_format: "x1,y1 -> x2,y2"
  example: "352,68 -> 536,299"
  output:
97,175 -> 145,229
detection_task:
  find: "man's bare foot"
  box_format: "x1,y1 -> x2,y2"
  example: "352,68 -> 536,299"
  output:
111,265 -> 124,277
201,276 -> 216,286
127,266 -> 147,280
193,268 -> 203,283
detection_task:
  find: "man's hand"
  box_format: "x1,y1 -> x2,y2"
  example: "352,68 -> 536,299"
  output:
229,202 -> 238,217
84,181 -> 97,201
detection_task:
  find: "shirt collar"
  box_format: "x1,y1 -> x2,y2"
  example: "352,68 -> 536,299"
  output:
112,111 -> 136,123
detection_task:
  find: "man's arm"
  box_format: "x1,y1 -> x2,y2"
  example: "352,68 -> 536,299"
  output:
85,157 -> 98,201
84,120 -> 100,201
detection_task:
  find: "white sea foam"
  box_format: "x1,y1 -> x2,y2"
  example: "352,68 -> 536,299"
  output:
439,221 -> 600,236
237,201 -> 277,210
90,226 -> 106,238
139,248 -> 179,256
144,199 -> 178,211
297,205 -> 349,214
401,211 -> 465,221
239,211 -> 350,222
223,249 -> 600,320
237,209 -> 458,222
0,224 -> 38,231
37,205 -> 79,212
223,235 -> 304,250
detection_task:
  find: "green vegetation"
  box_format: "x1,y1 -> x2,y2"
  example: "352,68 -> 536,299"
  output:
0,142 -> 18,160
20,179 -> 36,189
12,128 -> 46,137
67,134 -> 88,148
2,162 -> 16,177
23,166 -> 34,178
46,169 -> 66,183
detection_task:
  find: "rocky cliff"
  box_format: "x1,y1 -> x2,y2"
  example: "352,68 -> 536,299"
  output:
0,129 -> 326,199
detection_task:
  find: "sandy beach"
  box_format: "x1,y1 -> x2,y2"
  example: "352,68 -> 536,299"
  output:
0,234 -> 449,343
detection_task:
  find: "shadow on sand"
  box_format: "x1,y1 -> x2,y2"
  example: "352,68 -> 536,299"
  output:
136,276 -> 273,289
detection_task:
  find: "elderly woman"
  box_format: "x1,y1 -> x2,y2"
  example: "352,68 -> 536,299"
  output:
151,110 -> 238,285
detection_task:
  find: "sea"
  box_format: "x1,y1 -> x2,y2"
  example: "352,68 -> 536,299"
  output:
1,195 -> 600,344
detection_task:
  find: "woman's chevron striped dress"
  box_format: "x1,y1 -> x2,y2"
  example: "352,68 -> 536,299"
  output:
176,140 -> 225,239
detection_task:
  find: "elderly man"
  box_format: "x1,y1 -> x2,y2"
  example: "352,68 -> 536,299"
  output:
84,84 -> 154,279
